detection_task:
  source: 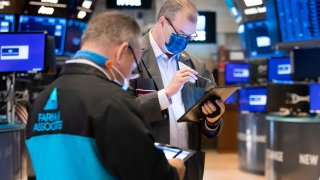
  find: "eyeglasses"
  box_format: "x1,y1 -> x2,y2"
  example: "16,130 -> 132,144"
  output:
128,45 -> 142,73
165,17 -> 198,41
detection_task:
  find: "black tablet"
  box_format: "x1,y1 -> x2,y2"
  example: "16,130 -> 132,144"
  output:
154,143 -> 196,162
177,86 -> 240,123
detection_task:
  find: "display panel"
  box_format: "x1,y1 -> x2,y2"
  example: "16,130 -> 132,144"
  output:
291,48 -> 320,79
242,21 -> 279,58
225,63 -> 250,84
106,0 -> 152,9
268,57 -> 292,81
309,84 -> 320,113
0,14 -> 15,32
239,87 -> 267,112
190,11 -> 216,43
18,15 -> 67,56
0,32 -> 46,72
64,19 -> 87,56
277,0 -> 320,42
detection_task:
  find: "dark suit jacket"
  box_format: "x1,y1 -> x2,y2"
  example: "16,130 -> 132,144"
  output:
131,33 -> 223,180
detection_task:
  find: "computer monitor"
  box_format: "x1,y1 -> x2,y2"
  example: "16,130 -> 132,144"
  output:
309,84 -> 320,113
106,0 -> 152,9
225,63 -> 250,84
249,59 -> 267,85
0,32 -> 46,73
277,0 -> 320,42
239,87 -> 267,112
190,11 -> 216,43
291,48 -> 320,79
225,93 -> 237,104
266,83 -> 309,116
0,14 -> 15,32
18,15 -> 67,56
268,57 -> 292,81
242,21 -> 282,58
64,19 -> 87,56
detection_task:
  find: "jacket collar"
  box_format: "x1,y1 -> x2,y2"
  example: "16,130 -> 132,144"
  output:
60,60 -> 112,83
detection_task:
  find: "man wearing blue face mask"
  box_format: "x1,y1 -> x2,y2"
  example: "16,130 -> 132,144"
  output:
26,12 -> 186,180
131,0 -> 225,180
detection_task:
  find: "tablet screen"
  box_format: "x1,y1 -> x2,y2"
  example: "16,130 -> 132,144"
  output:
154,143 -> 195,161
174,150 -> 190,160
155,145 -> 181,159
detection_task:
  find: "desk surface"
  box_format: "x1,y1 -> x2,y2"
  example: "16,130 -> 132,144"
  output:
266,115 -> 320,123
0,123 -> 26,133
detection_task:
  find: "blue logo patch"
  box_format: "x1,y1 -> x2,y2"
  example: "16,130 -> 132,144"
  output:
34,88 -> 63,132
44,88 -> 58,110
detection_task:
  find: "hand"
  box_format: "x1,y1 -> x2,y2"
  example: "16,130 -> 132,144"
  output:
201,99 -> 225,123
15,104 -> 28,124
165,68 -> 198,98
168,158 -> 185,180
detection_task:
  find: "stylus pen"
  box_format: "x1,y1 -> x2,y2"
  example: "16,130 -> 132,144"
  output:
196,74 -> 211,82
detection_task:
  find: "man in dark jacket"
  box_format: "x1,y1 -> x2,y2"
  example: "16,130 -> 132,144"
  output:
131,1 -> 226,179
26,12 -> 185,180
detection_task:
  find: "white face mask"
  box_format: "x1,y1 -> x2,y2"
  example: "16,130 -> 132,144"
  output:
110,65 -> 140,91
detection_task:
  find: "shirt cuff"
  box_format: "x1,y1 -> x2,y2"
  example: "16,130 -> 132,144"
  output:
204,119 -> 220,131
158,89 -> 171,110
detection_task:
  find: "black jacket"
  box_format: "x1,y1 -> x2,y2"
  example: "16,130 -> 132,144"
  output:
26,62 -> 179,180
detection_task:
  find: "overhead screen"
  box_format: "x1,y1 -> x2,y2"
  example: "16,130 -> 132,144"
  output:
190,11 -> 216,43
0,14 -> 15,32
291,48 -> 320,79
106,0 -> 152,9
18,15 -> 67,56
277,0 -> 320,42
0,32 -> 46,73
64,19 -> 87,56
239,21 -> 282,58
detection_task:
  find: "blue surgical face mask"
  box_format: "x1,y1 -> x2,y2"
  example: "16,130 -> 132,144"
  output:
165,33 -> 189,54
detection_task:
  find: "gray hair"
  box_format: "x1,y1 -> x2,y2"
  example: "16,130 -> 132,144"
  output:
157,0 -> 198,23
82,12 -> 142,50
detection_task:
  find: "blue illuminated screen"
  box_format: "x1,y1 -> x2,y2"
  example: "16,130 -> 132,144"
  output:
268,57 -> 292,81
0,33 -> 45,72
225,63 -> 250,83
225,93 -> 236,104
277,0 -> 320,42
0,14 -> 15,32
310,84 -> 320,113
239,87 -> 267,112
18,15 -> 67,55
64,20 -> 87,56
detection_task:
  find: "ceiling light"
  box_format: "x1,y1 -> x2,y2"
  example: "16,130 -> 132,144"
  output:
243,0 -> 263,7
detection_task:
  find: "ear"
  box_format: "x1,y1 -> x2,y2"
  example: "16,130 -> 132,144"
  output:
157,16 -> 167,28
114,42 -> 129,66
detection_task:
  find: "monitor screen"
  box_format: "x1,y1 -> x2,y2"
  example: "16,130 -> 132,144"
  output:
225,63 -> 250,84
277,0 -> 320,42
268,57 -> 292,81
239,87 -> 267,112
0,14 -> 15,32
309,84 -> 320,113
225,93 -> 236,104
190,11 -> 216,43
292,48 -> 320,79
243,21 -> 281,58
0,32 -> 46,72
249,59 -> 268,85
18,15 -> 67,56
106,0 -> 152,9
64,20 -> 87,56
